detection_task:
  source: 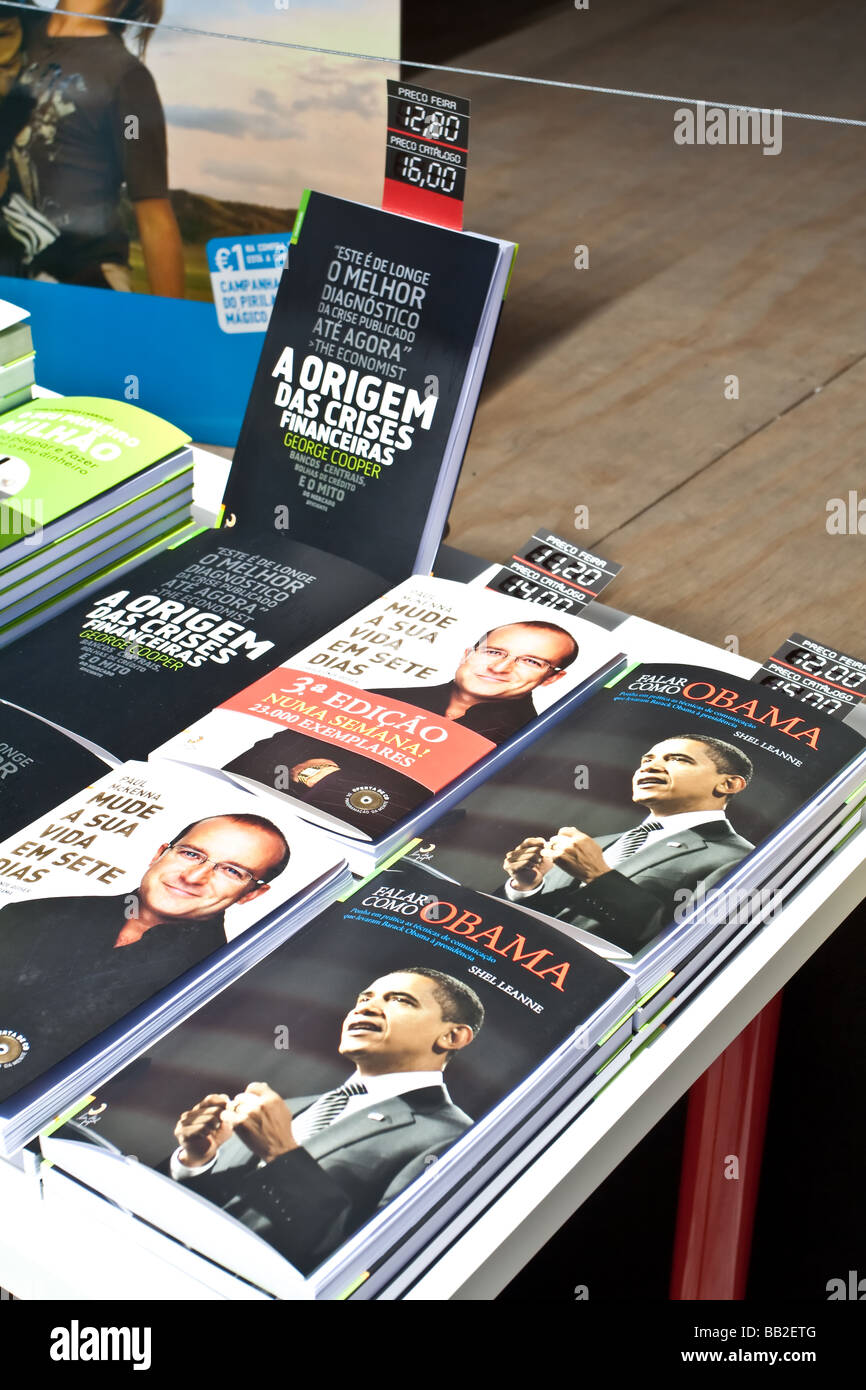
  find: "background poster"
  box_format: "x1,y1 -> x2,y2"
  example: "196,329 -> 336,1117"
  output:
0,1 -> 399,441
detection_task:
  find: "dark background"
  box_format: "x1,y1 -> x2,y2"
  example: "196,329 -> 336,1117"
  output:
402,1 -> 561,68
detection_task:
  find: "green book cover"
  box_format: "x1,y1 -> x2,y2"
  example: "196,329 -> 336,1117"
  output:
0,516 -> 201,646
0,462 -> 192,593
0,472 -> 193,603
0,396 -> 191,559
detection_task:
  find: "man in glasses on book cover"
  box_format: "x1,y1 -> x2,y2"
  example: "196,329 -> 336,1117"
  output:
368,619 -> 579,743
224,621 -> 579,821
0,813 -> 290,1095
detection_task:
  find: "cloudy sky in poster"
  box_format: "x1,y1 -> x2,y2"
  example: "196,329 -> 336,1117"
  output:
38,0 -> 399,211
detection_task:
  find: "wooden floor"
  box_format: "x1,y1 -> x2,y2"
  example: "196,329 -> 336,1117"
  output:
417,0 -> 866,661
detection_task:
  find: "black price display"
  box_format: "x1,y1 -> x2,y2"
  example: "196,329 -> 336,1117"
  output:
485,529 -> 622,615
384,82 -> 470,216
756,633 -> 866,722
393,101 -> 468,148
490,573 -> 576,611
525,544 -> 604,590
393,152 -> 461,196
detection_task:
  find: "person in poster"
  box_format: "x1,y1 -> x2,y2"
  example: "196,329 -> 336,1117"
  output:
502,733 -> 755,952
170,966 -> 483,1272
0,0 -> 183,293
0,811 -> 290,1088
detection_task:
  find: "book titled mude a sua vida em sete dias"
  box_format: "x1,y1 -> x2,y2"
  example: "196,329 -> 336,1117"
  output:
0,757 -> 352,1154
151,575 -> 627,870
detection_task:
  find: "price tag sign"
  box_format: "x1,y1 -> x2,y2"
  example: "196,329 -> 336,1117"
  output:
485,530 -> 622,614
755,633 -> 866,721
206,233 -> 291,334
383,80 -> 469,230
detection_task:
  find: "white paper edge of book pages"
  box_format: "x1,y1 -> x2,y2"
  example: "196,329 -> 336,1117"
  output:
39,1133 -> 312,1300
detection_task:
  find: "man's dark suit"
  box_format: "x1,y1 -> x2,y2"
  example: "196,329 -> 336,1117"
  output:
172,1083 -> 472,1274
369,682 -> 538,745
0,893 -> 225,1102
505,820 -> 754,955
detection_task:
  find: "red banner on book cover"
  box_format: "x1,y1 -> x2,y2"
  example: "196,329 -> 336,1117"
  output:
221,668 -> 495,794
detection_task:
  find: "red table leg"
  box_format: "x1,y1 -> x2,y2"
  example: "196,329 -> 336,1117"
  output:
670,991 -> 784,1300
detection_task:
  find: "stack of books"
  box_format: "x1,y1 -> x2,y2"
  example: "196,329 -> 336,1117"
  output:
0,394 -> 195,643
0,188 -> 862,1302
0,752 -> 353,1157
0,300 -> 34,415
31,632 -> 865,1300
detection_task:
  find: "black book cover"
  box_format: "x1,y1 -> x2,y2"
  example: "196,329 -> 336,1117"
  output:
0,703 -> 109,841
407,664 -> 866,957
0,759 -> 343,1118
0,521 -> 387,762
223,191 -> 503,582
46,863 -> 630,1284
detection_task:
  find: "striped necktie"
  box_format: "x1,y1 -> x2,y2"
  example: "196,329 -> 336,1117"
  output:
299,1080 -> 368,1138
611,819 -> 664,862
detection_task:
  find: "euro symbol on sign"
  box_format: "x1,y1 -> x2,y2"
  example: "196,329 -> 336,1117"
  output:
214,247 -> 232,271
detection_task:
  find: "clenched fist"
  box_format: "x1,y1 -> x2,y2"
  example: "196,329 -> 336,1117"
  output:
226,1082 -> 297,1163
174,1093 -> 234,1168
548,826 -> 610,883
503,836 -> 556,890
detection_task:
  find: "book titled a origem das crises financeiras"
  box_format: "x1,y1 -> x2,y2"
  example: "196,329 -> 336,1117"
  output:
222,190 -> 516,582
0,194 -> 515,760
